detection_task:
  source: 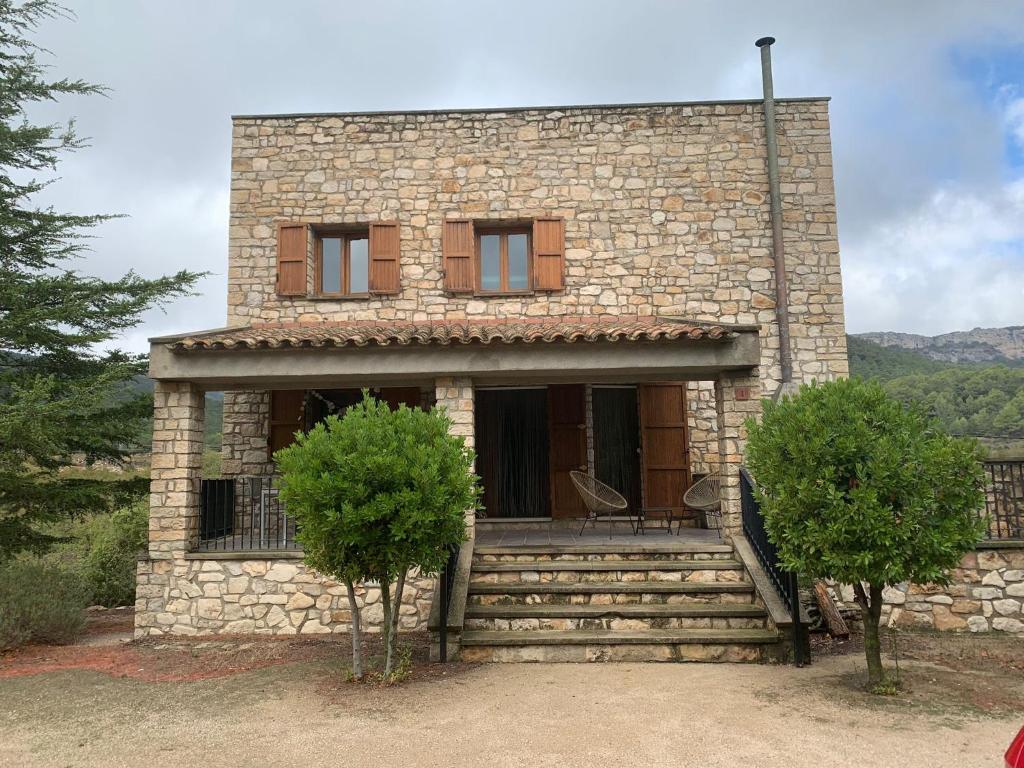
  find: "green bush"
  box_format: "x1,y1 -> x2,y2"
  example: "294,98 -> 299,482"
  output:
746,378 -> 985,689
78,504 -> 148,607
0,559 -> 89,649
276,392 -> 478,679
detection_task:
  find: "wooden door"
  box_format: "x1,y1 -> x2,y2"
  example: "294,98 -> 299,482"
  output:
378,387 -> 422,411
547,384 -> 587,518
639,383 -> 691,519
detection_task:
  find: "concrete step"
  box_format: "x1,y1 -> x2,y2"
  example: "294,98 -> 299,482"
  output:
469,559 -> 746,585
464,603 -> 768,632
471,559 -> 743,571
468,581 -> 756,606
458,628 -> 783,663
473,544 -> 734,563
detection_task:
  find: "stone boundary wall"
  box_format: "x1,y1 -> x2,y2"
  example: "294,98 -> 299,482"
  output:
135,556 -> 434,638
833,546 -> 1024,636
882,547 -> 1024,635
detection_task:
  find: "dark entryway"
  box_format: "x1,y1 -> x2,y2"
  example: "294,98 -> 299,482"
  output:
475,388 -> 550,518
592,386 -> 642,513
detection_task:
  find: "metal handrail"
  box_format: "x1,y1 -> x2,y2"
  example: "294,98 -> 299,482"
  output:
739,467 -> 809,666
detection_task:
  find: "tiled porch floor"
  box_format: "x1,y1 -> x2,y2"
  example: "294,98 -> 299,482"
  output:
475,525 -> 724,549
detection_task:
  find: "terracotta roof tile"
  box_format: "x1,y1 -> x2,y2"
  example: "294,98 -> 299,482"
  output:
167,317 -> 751,352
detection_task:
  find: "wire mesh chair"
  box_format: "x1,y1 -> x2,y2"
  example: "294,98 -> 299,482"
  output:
569,471 -> 632,537
681,472 -> 722,538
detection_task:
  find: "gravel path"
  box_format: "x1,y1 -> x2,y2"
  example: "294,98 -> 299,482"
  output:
0,654 -> 1018,768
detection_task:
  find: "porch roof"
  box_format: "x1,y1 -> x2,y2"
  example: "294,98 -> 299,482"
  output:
149,316 -> 761,388
158,317 -> 751,351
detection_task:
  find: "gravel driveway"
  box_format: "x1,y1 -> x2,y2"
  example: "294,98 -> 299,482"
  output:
0,653 -> 1018,768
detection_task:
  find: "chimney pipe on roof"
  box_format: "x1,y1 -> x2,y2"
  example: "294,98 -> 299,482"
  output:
755,36 -> 794,392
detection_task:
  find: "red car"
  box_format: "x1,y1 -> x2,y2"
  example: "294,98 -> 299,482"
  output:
1008,725 -> 1024,768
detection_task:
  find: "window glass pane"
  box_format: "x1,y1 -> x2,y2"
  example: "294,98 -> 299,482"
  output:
480,234 -> 500,291
321,237 -> 342,293
349,237 -> 368,293
507,234 -> 528,290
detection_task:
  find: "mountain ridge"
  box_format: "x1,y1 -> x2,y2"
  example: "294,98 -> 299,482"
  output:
855,326 -> 1024,365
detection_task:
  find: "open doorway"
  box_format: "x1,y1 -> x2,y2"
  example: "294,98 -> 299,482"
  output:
475,388 -> 550,518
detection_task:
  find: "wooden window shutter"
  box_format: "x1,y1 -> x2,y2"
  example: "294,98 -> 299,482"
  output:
442,218 -> 474,292
532,217 -> 565,291
268,390 -> 305,457
368,221 -> 401,294
276,223 -> 308,296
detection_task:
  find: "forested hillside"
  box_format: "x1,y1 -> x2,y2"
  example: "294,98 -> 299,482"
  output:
848,334 -> 1024,441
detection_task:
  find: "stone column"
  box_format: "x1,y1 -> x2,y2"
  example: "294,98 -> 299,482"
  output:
434,376 -> 475,529
714,369 -> 762,536
149,381 -> 205,559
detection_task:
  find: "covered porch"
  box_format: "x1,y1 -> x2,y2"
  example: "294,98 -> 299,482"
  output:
145,317 -> 764,560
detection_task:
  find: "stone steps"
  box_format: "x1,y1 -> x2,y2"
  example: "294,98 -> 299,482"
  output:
464,602 -> 767,631
471,559 -> 742,572
458,628 -> 783,663
474,544 -> 734,562
468,581 -> 756,606
470,559 -> 745,586
452,543 -> 784,663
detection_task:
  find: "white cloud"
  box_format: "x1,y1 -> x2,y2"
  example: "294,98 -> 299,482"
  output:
20,0 -> 1024,350
843,179 -> 1024,335
1005,96 -> 1024,149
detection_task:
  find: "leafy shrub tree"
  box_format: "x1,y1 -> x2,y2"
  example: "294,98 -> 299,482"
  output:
745,378 -> 985,690
0,559 -> 88,649
275,393 -> 478,679
79,504 -> 148,607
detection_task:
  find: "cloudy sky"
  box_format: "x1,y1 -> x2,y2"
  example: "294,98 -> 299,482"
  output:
26,1 -> 1024,351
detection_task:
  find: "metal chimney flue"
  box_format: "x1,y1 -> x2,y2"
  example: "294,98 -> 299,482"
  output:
755,36 -> 794,392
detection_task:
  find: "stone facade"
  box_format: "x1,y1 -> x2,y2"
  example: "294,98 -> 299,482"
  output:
715,369 -> 763,534
879,547 -> 1024,635
135,557 -> 434,638
144,99 -> 851,640
221,98 -> 847,477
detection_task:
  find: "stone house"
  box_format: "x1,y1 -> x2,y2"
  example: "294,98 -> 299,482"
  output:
137,71 -> 857,659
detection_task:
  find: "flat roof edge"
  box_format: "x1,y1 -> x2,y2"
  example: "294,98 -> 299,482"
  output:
231,96 -> 831,121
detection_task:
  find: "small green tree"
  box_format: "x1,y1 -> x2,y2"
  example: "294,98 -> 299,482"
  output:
275,393 -> 477,679
745,378 -> 985,690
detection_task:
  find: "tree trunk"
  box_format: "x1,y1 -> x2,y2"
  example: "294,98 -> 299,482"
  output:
853,581 -> 886,688
384,568 -> 407,677
344,578 -> 364,680
379,574 -> 392,676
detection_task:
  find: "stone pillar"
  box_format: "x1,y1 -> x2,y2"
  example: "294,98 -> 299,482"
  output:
434,376 -> 475,528
714,369 -> 762,536
149,381 -> 205,559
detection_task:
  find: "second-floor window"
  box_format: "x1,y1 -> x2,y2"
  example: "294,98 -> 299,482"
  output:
316,231 -> 369,296
477,227 -> 531,293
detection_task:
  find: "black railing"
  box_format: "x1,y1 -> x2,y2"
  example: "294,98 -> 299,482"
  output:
438,543 -> 460,662
739,467 -> 809,666
983,460 -> 1024,541
196,476 -> 299,552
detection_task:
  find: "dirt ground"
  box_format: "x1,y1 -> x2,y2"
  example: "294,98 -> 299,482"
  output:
0,619 -> 1021,768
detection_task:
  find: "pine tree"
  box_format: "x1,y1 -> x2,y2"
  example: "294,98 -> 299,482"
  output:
0,1 -> 203,557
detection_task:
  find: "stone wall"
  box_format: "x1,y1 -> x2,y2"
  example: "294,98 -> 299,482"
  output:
879,547 -> 1024,635
226,99 -> 847,383
135,556 -> 434,638
220,99 -> 847,475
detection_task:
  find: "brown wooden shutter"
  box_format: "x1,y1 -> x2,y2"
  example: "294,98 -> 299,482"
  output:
532,217 -> 565,291
368,221 -> 400,294
268,390 -> 305,457
638,383 -> 692,520
547,384 -> 588,518
276,223 -> 308,296
442,218 -> 474,292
